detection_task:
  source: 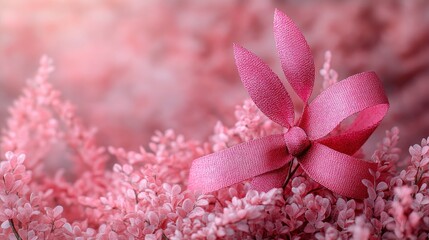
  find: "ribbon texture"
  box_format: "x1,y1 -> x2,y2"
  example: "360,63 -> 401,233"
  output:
188,9 -> 389,199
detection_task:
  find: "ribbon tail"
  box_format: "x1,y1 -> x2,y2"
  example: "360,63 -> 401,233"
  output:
188,134 -> 289,193
299,143 -> 377,199
250,159 -> 292,192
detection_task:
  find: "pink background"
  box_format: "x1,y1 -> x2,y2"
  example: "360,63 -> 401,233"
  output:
0,0 -> 428,155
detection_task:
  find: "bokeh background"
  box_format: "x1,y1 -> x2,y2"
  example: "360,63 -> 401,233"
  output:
0,0 -> 428,156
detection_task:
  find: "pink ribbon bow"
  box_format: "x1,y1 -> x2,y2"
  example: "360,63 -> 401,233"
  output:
188,9 -> 389,199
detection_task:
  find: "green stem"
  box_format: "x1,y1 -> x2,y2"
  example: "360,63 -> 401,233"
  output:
282,159 -> 299,189
9,219 -> 22,240
415,167 -> 421,185
162,233 -> 169,240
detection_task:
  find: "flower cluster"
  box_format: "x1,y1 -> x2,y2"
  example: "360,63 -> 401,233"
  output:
1,55 -> 428,239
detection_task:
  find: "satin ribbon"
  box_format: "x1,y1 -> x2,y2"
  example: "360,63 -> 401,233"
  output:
188,9 -> 389,199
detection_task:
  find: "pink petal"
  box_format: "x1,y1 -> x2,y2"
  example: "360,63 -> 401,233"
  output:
1,220 -> 10,229
376,182 -> 388,191
53,206 -> 63,218
147,212 -> 159,226
420,157 -> 429,167
3,173 -> 14,192
182,198 -> 194,213
189,207 -> 205,218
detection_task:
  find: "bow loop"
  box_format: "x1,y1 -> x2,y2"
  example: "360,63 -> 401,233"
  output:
300,72 -> 389,141
274,9 -> 315,103
233,44 -> 295,127
318,104 -> 389,155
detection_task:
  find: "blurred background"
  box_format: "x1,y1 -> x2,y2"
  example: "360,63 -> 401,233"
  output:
0,0 -> 428,156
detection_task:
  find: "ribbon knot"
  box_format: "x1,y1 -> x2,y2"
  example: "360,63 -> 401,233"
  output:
284,127 -> 310,157
188,9 -> 389,199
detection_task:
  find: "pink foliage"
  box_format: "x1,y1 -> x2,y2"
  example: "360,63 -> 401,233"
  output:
0,54 -> 428,239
